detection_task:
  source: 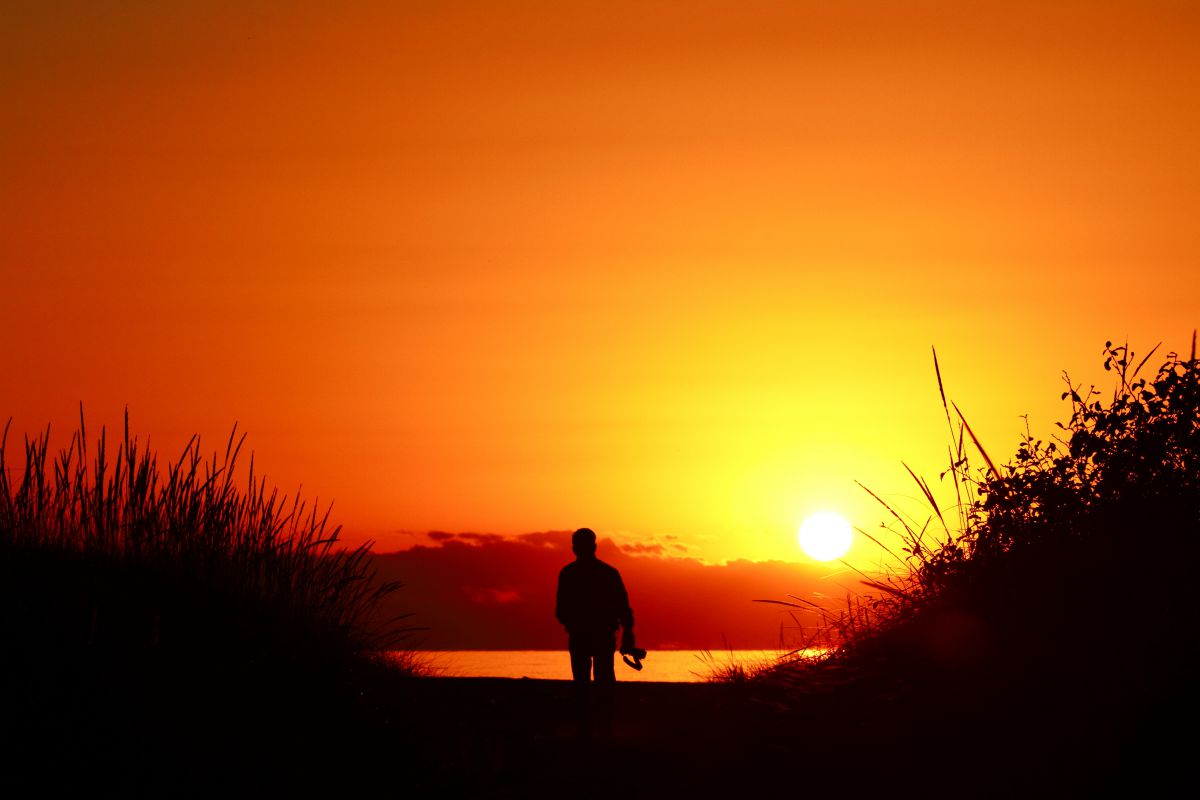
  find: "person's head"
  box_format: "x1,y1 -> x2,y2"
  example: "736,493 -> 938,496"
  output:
571,527 -> 597,559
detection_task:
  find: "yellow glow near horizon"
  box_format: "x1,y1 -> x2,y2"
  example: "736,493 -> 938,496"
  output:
798,512 -> 854,561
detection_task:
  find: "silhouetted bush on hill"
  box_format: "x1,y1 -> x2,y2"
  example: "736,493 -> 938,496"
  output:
0,411 -> 417,793
760,336 -> 1199,791
927,339 -> 1196,658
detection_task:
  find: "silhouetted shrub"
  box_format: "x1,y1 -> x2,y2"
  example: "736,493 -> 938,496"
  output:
761,337 -> 1199,788
0,410 -> 412,658
0,411 -> 418,792
974,340 -> 1198,555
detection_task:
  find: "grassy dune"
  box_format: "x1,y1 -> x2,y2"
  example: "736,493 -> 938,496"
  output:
0,412 -> 420,794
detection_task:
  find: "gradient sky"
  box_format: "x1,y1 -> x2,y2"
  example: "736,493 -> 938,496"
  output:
3,1 -> 1198,572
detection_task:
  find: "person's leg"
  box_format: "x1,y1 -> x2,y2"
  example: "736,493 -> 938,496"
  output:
593,645 -> 616,741
568,646 -> 592,741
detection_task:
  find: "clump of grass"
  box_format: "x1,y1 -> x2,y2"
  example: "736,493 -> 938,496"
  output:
696,647 -> 762,683
0,409 -> 422,791
699,647 -> 828,685
0,408 -> 414,656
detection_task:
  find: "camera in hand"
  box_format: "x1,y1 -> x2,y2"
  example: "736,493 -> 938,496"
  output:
620,630 -> 647,670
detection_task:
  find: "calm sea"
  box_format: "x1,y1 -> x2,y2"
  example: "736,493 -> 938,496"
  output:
397,649 -> 809,682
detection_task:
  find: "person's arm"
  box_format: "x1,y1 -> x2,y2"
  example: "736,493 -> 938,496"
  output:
614,570 -> 640,655
615,570 -> 634,632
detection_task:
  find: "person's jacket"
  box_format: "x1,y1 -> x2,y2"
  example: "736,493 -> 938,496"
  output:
555,557 -> 634,634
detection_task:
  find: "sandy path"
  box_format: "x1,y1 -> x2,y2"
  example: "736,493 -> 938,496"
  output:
349,676 -> 795,797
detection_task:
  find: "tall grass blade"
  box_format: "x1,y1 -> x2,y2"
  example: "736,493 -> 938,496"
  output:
953,402 -> 1000,479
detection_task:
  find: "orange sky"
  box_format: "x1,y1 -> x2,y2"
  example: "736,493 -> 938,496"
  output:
3,1 -> 1198,570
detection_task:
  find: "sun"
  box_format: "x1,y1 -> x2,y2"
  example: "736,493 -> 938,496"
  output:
798,511 -> 854,561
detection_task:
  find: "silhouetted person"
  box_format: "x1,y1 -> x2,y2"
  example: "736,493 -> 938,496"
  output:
555,527 -> 636,742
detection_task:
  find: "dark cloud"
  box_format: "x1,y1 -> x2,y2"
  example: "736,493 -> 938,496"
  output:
619,542 -> 666,556
457,533 -> 505,545
370,533 -> 848,649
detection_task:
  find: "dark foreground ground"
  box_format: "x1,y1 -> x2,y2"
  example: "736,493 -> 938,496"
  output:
4,666 -> 1189,798
355,676 -> 789,799
347,673 -> 1185,799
